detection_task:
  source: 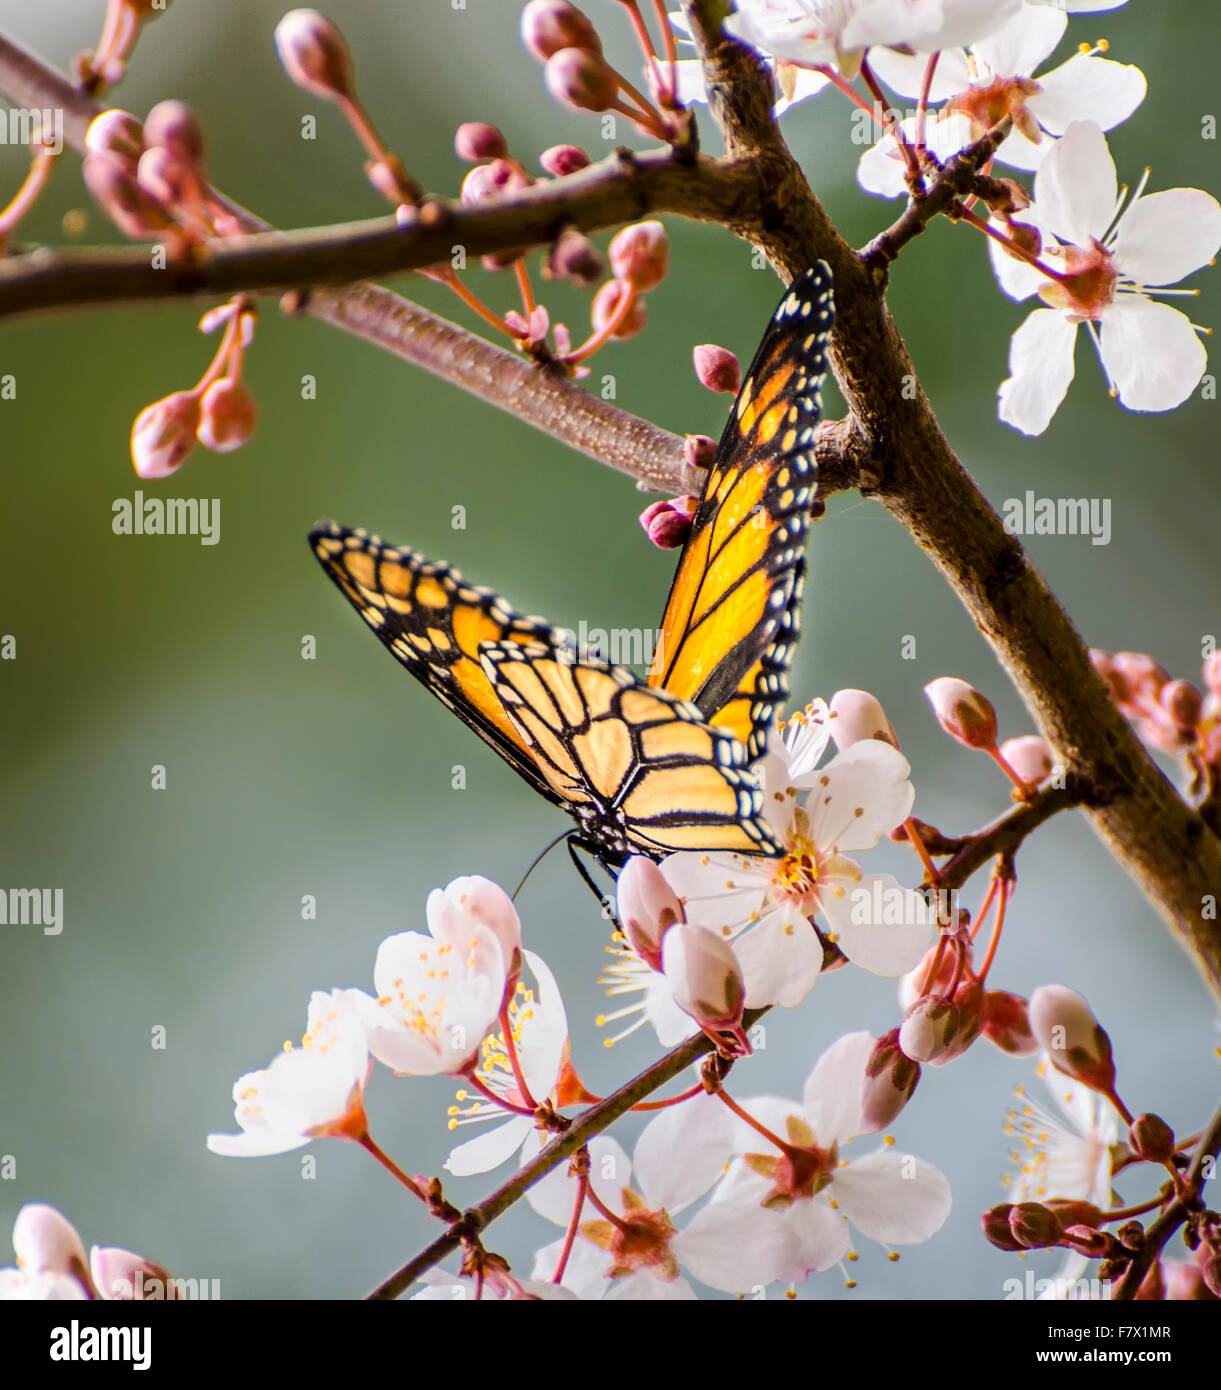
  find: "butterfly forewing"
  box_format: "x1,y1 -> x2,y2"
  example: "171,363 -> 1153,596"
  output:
649,261 -> 835,760
309,522 -> 566,807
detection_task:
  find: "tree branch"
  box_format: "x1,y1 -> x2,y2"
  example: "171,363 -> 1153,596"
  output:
366,1017 -> 757,1299
679,0 -> 1221,998
0,148 -> 766,320
934,776 -> 1083,891
1111,1100 -> 1221,1299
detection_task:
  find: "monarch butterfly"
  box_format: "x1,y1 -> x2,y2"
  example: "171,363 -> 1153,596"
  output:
310,260 -> 834,868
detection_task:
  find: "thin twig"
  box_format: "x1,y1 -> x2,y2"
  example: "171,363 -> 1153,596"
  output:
1111,1101 -> 1221,1299
366,1014 -> 760,1299
935,776 -> 1084,890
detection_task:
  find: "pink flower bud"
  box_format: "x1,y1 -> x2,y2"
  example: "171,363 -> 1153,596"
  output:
981,1203 -> 1025,1252
544,47 -> 618,113
85,109 -> 144,174
1129,1113 -> 1175,1164
924,677 -> 998,751
639,496 -> 696,550
274,9 -> 355,103
609,220 -> 669,292
89,1247 -> 179,1300
1045,1198 -> 1105,1231
544,227 -> 603,286
13,1204 -> 90,1281
1111,651 -> 1169,702
454,121 -> 510,163
521,0 -> 602,61
1003,219 -> 1042,261
426,875 -> 523,976
1008,1202 -> 1064,1250
927,978 -> 983,1066
1090,647 -> 1127,702
898,996 -> 959,1063
540,143 -> 591,176
504,305 -> 550,345
683,434 -> 716,470
1165,1254 -> 1220,1301
144,100 -> 205,166
616,856 -> 684,970
1029,985 -> 1116,1093
1160,679 -> 1202,731
131,391 -> 201,479
136,145 -> 190,208
829,689 -> 899,751
859,1029 -> 920,1132
591,279 -> 646,339
1061,1225 -> 1115,1258
998,735 -> 1054,785
981,990 -> 1038,1056
82,154 -> 174,238
692,344 -> 740,395
460,158 -> 529,206
661,923 -> 749,1057
898,948 -> 952,1012
197,377 -> 257,453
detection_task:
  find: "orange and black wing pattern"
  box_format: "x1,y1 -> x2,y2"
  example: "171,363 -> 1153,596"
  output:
648,261 -> 835,760
308,522 -> 567,808
481,640 -> 781,857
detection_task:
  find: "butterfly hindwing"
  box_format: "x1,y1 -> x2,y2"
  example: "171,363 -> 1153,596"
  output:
480,639 -> 783,858
649,261 -> 835,760
309,521 -> 567,808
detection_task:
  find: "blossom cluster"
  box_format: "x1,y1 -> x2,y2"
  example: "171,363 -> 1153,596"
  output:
671,0 -> 1220,434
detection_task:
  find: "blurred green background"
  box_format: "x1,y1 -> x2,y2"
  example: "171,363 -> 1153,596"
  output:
1,0 -> 1217,1300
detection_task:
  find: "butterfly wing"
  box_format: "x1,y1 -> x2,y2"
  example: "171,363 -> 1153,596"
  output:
481,639 -> 782,858
649,261 -> 835,760
309,521 -> 567,807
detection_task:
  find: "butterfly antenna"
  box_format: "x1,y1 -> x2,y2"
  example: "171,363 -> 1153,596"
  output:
566,839 -> 622,928
510,829 -> 572,902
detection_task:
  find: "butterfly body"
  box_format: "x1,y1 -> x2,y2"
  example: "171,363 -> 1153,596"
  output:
310,261 -> 835,868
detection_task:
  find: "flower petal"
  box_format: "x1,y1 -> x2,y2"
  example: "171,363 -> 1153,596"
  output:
1034,120 -> 1117,246
832,1149 -> 953,1244
801,1030 -> 875,1142
865,45 -> 970,100
803,740 -> 914,853
973,3 -> 1065,77
1100,297 -> 1208,412
517,949 -> 568,1100
634,1091 -> 734,1212
1028,55 -> 1146,136
822,874 -> 937,977
734,905 -> 825,1009
914,0 -> 1024,51
444,1115 -> 532,1177
673,1199 -> 797,1293
784,1197 -> 851,1275
1114,188 -> 1221,286
998,308 -> 1078,435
